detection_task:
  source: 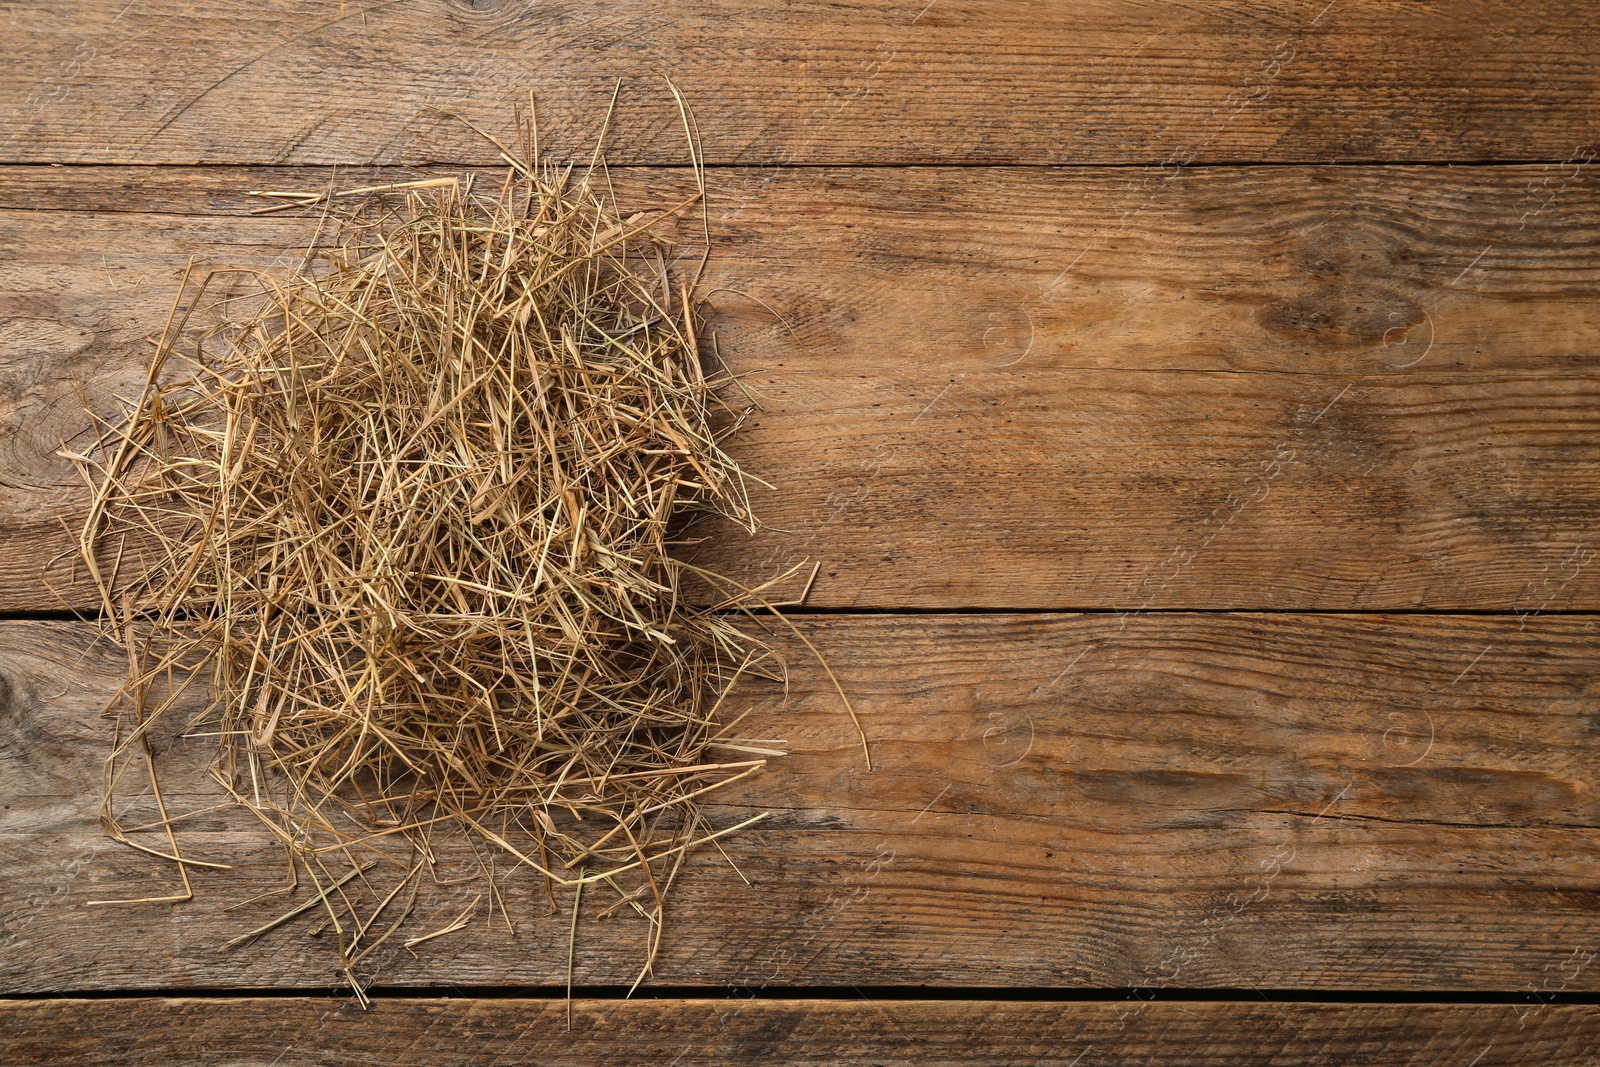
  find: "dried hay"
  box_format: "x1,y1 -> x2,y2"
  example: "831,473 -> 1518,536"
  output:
69,91 -> 863,1004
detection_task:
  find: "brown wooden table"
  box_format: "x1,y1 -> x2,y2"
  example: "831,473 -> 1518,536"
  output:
2,2 -> 1598,1062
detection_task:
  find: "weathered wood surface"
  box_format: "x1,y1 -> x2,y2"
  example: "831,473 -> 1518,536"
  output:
4,165 -> 1599,612
6,1 -> 1600,166
4,998 -> 1599,1066
4,614 -> 1597,993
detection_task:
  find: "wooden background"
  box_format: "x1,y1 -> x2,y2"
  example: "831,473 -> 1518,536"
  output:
3,1 -> 1599,1062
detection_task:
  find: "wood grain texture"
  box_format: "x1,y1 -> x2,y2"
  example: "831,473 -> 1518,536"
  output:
5,1 -> 1600,166
4,614 -> 1597,993
3,164 -> 1599,612
3,998 -> 1599,1066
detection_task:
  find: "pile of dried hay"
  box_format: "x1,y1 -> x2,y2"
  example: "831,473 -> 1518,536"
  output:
71,94 -> 860,1002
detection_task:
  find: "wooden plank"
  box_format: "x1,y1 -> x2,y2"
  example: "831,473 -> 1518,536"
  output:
3,614 -> 1596,993
6,1 -> 1600,166
3,165 -> 1600,611
3,997 -> 1598,1066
